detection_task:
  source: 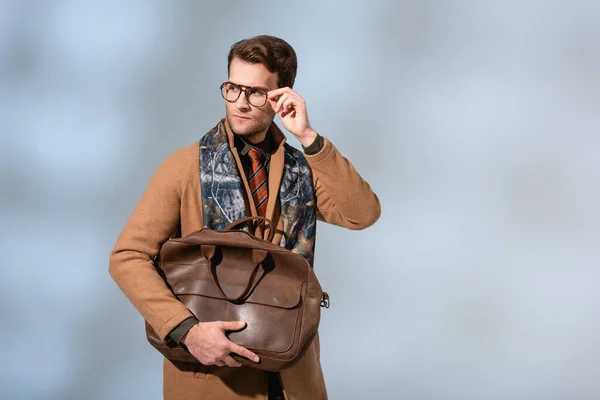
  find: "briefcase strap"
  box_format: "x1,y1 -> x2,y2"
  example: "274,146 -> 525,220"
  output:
201,245 -> 269,303
224,217 -> 275,242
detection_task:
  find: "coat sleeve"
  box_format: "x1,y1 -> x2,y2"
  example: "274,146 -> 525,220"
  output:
108,148 -> 196,341
305,137 -> 381,230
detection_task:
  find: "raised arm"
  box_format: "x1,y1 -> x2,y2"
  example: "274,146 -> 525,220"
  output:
266,87 -> 381,231
305,137 -> 381,230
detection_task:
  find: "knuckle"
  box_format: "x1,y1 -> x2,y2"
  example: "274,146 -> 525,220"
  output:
224,357 -> 236,367
217,347 -> 228,357
232,344 -> 243,353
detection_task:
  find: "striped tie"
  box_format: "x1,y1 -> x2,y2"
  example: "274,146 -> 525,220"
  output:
247,147 -> 268,216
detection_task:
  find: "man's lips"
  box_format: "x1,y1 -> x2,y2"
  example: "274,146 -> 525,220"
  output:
233,115 -> 251,121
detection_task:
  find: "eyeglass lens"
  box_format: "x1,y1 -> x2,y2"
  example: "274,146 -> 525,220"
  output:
222,82 -> 268,107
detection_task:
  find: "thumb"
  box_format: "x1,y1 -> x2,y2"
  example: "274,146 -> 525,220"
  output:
220,321 -> 246,331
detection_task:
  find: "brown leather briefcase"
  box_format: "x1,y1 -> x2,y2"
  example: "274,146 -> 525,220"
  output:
145,217 -> 330,371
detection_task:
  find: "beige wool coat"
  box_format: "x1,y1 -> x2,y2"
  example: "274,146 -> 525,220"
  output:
109,121 -> 381,399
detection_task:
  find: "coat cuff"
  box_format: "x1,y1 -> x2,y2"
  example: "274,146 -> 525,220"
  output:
304,137 -> 334,164
302,133 -> 324,155
166,316 -> 200,344
157,308 -> 195,341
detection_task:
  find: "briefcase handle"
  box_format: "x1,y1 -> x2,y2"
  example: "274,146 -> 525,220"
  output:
201,245 -> 268,303
224,217 -> 275,242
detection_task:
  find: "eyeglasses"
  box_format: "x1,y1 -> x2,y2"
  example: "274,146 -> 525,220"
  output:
220,81 -> 269,107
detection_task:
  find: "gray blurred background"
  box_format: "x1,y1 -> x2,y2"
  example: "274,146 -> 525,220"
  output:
1,1 -> 599,399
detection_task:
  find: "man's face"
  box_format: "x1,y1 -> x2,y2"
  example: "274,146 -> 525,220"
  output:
224,57 -> 279,142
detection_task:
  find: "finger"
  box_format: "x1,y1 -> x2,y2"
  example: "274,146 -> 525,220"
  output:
229,342 -> 260,363
271,91 -> 303,106
279,107 -> 296,120
282,99 -> 294,112
267,98 -> 279,112
223,355 -> 242,368
267,86 -> 293,99
277,94 -> 300,114
215,360 -> 226,367
220,321 -> 246,331
281,100 -> 304,119
275,94 -> 289,113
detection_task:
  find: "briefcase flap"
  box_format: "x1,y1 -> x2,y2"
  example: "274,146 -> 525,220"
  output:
168,262 -> 303,309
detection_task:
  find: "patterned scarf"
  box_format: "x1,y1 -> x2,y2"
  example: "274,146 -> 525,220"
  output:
199,120 -> 316,265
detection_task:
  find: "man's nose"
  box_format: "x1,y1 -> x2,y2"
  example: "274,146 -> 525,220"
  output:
235,91 -> 251,110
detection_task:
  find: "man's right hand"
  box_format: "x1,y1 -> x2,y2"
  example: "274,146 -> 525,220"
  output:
181,321 -> 260,367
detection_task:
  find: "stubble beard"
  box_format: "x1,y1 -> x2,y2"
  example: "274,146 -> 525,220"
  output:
226,113 -> 273,142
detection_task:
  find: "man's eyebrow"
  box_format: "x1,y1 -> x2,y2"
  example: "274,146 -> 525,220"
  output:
229,81 -> 270,92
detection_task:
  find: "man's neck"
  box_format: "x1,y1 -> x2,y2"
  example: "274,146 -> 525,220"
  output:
244,128 -> 269,145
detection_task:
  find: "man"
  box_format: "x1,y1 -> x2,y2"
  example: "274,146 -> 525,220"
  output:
109,35 -> 381,400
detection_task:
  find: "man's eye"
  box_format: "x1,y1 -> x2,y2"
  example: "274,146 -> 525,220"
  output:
248,88 -> 265,97
228,84 -> 240,92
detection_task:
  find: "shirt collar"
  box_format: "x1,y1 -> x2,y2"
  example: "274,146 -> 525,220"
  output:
234,130 -> 274,161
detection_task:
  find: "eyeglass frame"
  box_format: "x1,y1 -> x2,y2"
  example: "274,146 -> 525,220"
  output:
220,81 -> 271,107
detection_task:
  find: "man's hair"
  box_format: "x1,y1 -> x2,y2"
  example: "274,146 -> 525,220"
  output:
227,35 -> 298,89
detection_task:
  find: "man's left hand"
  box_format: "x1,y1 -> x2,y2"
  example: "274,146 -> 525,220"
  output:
267,87 -> 317,148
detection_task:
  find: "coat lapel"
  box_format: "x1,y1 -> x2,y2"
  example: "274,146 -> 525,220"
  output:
264,124 -> 286,223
